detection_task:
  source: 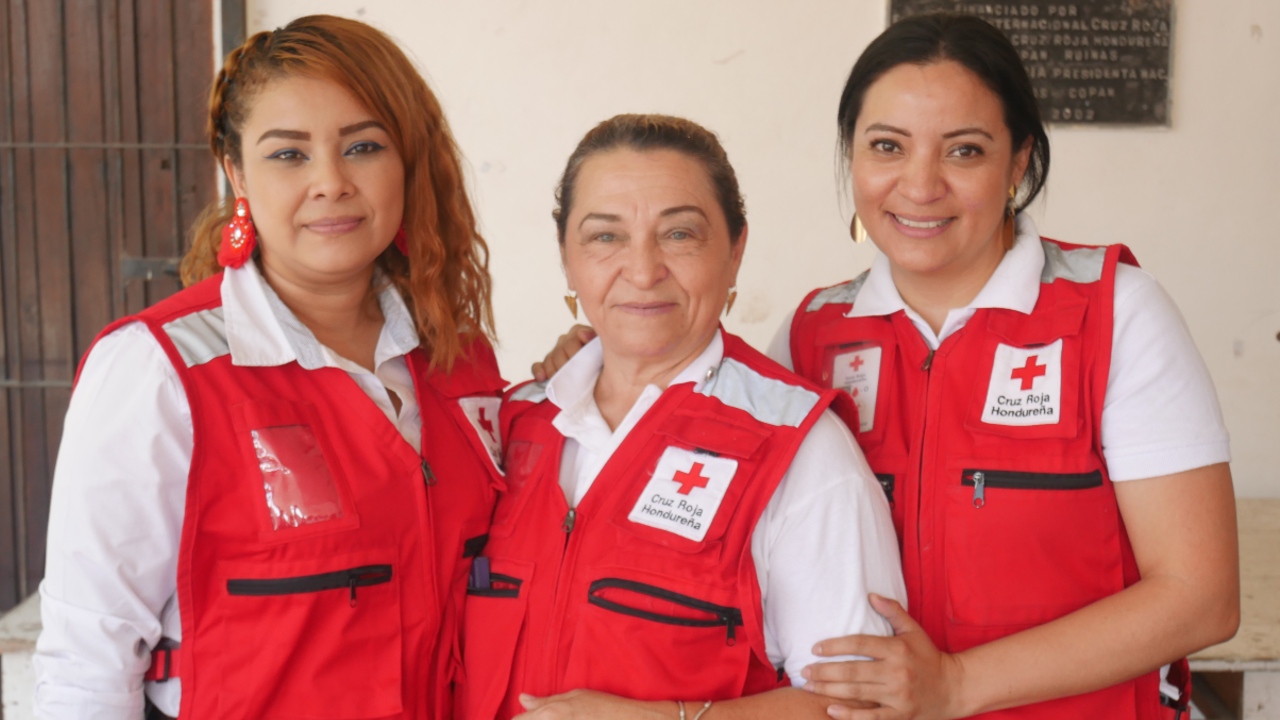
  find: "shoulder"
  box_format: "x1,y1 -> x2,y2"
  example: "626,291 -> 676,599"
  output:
707,334 -> 833,428
799,271 -> 871,314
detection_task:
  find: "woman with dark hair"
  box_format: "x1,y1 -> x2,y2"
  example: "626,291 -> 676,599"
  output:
783,13 -> 1238,720
537,13 -> 1238,720
34,15 -> 503,719
459,114 -> 906,720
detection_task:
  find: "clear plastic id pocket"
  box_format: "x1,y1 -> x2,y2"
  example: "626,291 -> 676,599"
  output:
252,425 -> 344,531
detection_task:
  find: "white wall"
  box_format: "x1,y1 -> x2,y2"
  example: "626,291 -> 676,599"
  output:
246,1 -> 1280,498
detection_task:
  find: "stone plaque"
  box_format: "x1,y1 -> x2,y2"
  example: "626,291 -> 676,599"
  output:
888,1 -> 1173,125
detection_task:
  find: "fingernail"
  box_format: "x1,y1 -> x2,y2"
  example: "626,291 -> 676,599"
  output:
801,665 -> 811,679
519,693 -> 534,708
804,682 -> 816,693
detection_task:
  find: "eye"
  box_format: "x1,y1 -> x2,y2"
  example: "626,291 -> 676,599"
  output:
950,144 -> 985,158
346,140 -> 386,156
669,229 -> 691,240
266,148 -> 305,161
591,232 -> 618,243
870,138 -> 900,153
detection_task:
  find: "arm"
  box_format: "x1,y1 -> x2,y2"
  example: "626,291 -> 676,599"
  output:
531,325 -> 596,382
519,412 -> 908,719
33,323 -> 191,720
806,464 -> 1238,719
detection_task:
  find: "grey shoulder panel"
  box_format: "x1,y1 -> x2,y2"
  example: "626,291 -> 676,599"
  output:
510,381 -> 548,404
1040,241 -> 1107,284
804,271 -> 870,313
698,358 -> 821,428
161,307 -> 229,368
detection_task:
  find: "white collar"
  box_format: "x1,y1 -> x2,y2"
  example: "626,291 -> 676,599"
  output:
220,262 -> 420,370
848,214 -> 1046,320
545,330 -> 725,414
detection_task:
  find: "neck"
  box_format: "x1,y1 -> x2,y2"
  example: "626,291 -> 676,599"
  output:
592,331 -> 717,431
892,232 -> 1010,335
260,262 -> 385,371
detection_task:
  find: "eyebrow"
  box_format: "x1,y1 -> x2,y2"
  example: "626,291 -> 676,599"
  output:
578,212 -> 621,229
256,120 -> 387,145
864,122 -> 994,141
660,205 -> 708,220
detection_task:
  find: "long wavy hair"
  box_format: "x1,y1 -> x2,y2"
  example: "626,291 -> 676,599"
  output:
181,14 -> 494,368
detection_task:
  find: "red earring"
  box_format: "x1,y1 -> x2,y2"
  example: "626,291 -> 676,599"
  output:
218,197 -> 257,268
393,226 -> 408,255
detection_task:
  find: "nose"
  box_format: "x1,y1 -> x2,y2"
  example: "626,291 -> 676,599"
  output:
896,153 -> 946,206
309,151 -> 355,200
623,235 -> 668,289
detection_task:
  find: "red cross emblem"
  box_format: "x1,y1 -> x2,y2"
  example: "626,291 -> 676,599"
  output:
849,355 -> 865,372
1010,355 -> 1047,391
477,407 -> 496,441
672,462 -> 710,495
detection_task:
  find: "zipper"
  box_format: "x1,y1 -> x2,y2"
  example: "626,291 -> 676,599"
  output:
962,469 -> 1103,508
466,572 -> 524,599
587,578 -> 744,646
227,564 -> 392,607
421,459 -> 436,486
562,507 -> 577,534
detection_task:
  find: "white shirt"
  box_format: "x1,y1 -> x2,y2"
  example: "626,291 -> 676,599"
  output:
766,215 -> 1231,481
34,263 -> 424,720
546,331 -> 907,683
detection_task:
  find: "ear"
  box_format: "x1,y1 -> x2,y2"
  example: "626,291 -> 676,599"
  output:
223,155 -> 248,199
1011,138 -> 1033,190
728,223 -> 748,285
558,241 -> 574,293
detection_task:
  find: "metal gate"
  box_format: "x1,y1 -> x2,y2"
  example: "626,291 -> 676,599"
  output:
0,0 -> 228,611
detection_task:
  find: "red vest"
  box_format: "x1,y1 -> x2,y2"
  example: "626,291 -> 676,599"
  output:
789,239 -> 1170,719
88,274 -> 504,719
456,333 -> 845,720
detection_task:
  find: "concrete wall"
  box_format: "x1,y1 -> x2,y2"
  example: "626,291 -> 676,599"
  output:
246,1 -> 1280,497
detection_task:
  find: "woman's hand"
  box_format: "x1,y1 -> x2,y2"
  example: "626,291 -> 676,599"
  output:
515,690 -> 674,719
531,325 -> 596,382
803,594 -> 965,720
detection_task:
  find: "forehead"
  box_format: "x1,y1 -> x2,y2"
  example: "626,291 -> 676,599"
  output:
572,149 -> 719,215
859,60 -> 1008,136
242,74 -> 374,130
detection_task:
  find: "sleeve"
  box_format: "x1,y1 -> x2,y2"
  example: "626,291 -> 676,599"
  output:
34,322 -> 192,720
1100,265 -> 1231,481
765,308 -> 798,371
750,409 -> 907,684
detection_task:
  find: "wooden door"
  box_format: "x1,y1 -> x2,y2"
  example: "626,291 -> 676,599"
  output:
0,0 -> 226,611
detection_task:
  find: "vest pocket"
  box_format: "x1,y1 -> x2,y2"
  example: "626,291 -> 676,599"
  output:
213,556 -> 403,718
943,466 -> 1124,645
457,557 -> 534,720
563,574 -> 751,701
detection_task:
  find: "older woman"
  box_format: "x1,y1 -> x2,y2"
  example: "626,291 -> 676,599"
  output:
34,16 -> 502,720
458,115 -> 905,720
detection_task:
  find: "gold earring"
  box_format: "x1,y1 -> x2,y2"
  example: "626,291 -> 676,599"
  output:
564,291 -> 578,319
850,214 -> 869,244
1007,185 -> 1017,218
724,286 -> 738,316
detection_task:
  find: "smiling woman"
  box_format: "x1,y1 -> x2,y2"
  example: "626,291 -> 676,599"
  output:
34,15 -> 505,720
457,115 -> 906,720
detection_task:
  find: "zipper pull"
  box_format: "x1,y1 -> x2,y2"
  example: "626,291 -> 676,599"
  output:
972,471 -> 986,509
349,577 -> 358,607
724,616 -> 738,646
921,348 -> 935,371
421,460 -> 436,486
562,508 -> 577,534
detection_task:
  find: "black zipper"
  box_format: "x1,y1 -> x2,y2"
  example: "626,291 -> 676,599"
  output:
962,469 -> 1103,508
467,572 -> 524,599
587,578 -> 744,645
227,564 -> 392,607
874,473 -> 895,506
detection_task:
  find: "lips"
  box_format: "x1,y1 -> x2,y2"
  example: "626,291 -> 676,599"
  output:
304,216 -> 364,234
616,302 -> 678,316
891,213 -> 952,229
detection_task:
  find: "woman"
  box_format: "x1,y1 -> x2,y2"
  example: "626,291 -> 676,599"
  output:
458,114 -> 906,720
538,14 -> 1239,720
34,16 -> 503,720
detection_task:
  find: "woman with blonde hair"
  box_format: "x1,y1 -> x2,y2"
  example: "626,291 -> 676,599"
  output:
35,15 -> 503,719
